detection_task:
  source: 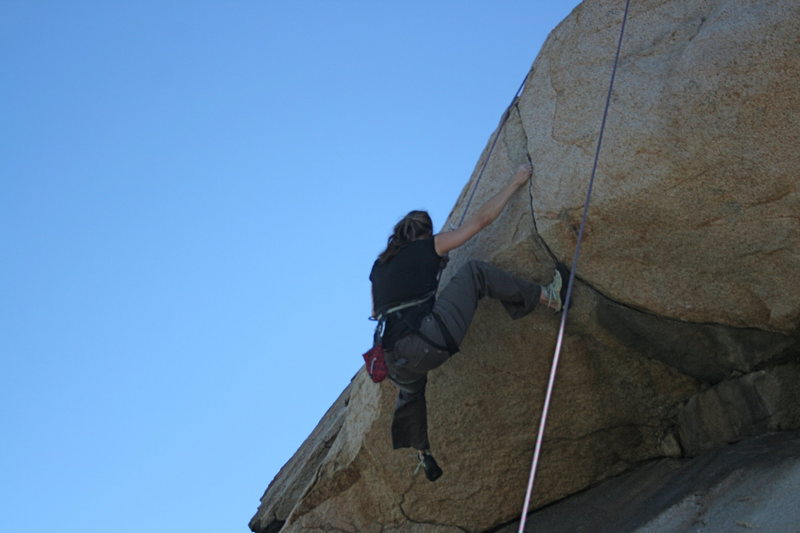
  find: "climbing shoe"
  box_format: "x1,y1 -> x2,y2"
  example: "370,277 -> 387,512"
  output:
542,263 -> 572,313
415,451 -> 443,482
541,267 -> 564,312
556,262 -> 571,311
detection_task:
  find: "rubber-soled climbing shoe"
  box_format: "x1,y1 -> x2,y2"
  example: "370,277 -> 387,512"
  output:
556,262 -> 571,311
541,268 -> 563,312
415,451 -> 443,482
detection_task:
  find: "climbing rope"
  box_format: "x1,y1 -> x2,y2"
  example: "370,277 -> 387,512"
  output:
452,72 -> 531,229
517,1 -> 632,531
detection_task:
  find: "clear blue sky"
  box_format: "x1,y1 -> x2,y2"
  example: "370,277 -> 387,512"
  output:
1,2 -> 580,532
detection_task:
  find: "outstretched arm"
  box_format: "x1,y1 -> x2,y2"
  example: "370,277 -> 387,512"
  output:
434,163 -> 532,256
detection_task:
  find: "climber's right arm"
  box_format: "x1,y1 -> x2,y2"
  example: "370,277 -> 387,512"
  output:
434,163 -> 532,256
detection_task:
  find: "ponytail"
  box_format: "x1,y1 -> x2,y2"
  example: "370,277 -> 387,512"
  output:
377,210 -> 433,263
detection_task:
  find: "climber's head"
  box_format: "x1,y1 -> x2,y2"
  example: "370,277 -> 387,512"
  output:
395,210 -> 433,241
377,210 -> 433,263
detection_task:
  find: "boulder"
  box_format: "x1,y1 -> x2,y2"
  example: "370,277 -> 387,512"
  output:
517,0 -> 800,333
249,0 -> 800,531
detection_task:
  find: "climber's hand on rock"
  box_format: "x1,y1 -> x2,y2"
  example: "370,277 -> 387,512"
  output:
513,163 -> 532,187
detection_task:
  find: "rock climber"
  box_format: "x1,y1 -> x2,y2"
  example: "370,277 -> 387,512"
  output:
369,162 -> 569,481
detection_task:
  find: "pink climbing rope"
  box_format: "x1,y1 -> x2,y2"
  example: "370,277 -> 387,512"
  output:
517,1 -> 632,531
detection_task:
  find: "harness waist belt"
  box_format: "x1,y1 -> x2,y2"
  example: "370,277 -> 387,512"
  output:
374,290 -> 436,322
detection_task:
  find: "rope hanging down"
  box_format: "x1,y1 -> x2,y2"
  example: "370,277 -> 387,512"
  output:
452,72 -> 531,229
517,1 -> 632,531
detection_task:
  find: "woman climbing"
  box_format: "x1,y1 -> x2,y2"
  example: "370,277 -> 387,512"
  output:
369,162 -> 569,482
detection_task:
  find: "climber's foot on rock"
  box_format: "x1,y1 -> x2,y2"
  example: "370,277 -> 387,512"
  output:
415,450 -> 443,482
541,262 -> 572,313
541,267 -> 563,312
556,262 -> 571,312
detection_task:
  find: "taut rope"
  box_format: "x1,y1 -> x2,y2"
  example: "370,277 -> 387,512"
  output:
517,1 -> 632,530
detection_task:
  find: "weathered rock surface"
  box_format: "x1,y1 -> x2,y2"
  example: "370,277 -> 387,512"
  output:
519,0 -> 800,334
250,0 -> 800,531
249,385 -> 351,532
497,430 -> 800,533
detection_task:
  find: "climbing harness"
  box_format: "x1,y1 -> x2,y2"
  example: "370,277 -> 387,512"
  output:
517,1 -> 632,531
364,291 -> 457,383
372,291 -> 438,324
365,257 -> 459,382
363,293 -> 437,383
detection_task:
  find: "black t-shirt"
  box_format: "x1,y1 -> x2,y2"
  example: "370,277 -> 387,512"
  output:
370,237 -> 443,349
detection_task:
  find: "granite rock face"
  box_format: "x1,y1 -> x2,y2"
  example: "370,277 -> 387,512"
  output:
250,0 -> 800,531
497,431 -> 800,533
519,0 -> 800,334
